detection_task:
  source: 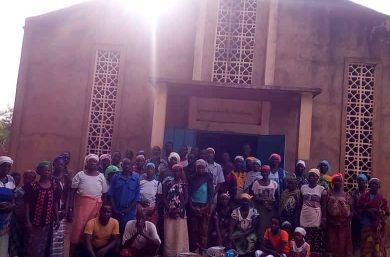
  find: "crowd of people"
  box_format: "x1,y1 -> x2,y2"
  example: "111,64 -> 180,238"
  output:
0,143 -> 389,257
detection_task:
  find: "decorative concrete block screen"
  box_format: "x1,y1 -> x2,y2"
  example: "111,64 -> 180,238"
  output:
212,0 -> 257,84
344,63 -> 376,192
86,49 -> 120,155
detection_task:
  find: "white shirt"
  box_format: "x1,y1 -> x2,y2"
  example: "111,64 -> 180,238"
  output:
206,162 -> 225,188
231,207 -> 259,231
0,175 -> 15,190
122,220 -> 161,250
251,180 -> 278,201
140,179 -> 161,205
71,171 -> 108,197
244,171 -> 262,190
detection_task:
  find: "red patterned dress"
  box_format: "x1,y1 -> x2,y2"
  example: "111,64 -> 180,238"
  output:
24,181 -> 60,257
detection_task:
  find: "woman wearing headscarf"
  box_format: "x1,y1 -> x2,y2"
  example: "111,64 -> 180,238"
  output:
230,193 -> 259,256
269,153 -> 288,196
25,161 -> 60,257
208,193 -> 233,247
156,152 -> 181,254
69,154 -> 108,256
325,173 -> 353,257
99,154 -> 111,173
351,173 -> 368,252
357,178 -> 389,257
317,160 -> 331,190
188,159 -> 213,253
250,164 -> 278,241
0,156 -> 15,257
163,164 -> 189,257
51,155 -> 72,257
299,168 -> 326,257
279,173 -> 301,229
233,156 -> 246,198
295,160 -> 308,189
140,162 -> 160,225
134,154 -> 146,175
161,152 -> 180,184
244,158 -> 262,191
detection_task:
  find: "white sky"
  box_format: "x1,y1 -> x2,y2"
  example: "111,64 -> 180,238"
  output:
0,0 -> 389,111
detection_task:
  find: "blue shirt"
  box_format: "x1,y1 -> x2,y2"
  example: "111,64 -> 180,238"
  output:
108,172 -> 140,219
191,183 -> 208,204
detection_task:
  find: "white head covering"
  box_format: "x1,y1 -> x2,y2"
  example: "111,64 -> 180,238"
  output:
308,168 -> 320,177
234,156 -> 244,161
195,159 -> 207,167
85,154 -> 99,164
296,160 -> 306,168
168,152 -> 180,163
0,156 -> 13,166
206,147 -> 216,154
294,227 -> 306,236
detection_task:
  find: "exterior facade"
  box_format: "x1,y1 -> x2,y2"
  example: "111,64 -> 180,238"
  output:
9,0 -> 390,237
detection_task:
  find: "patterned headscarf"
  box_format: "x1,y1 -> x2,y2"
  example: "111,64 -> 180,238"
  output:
99,154 -> 111,162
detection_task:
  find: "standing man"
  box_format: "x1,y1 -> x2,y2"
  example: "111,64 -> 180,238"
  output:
108,158 -> 140,232
205,148 -> 225,203
268,153 -> 288,197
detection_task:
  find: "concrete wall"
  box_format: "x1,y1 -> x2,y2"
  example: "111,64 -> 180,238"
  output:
275,0 -> 390,178
274,0 -> 390,242
10,0 -> 199,171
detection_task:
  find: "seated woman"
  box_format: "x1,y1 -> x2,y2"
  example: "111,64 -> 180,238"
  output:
121,209 -> 161,257
255,216 -> 289,257
230,193 -> 259,256
289,227 -> 310,257
84,205 -> 120,257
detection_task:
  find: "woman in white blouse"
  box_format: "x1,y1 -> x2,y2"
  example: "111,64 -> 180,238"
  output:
69,154 -> 108,256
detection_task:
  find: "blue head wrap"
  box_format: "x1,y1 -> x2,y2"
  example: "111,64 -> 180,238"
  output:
357,173 -> 368,182
53,155 -> 65,163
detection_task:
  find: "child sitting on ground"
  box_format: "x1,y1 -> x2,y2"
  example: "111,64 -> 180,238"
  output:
256,216 -> 290,257
289,227 -> 310,257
